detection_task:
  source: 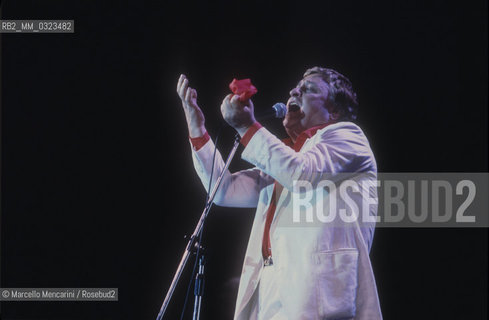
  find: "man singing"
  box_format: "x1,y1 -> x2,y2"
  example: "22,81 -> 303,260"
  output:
176,67 -> 382,319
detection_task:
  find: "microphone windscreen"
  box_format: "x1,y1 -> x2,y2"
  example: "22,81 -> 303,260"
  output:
272,103 -> 287,118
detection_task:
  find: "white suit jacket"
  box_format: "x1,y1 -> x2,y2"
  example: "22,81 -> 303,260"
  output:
191,121 -> 382,320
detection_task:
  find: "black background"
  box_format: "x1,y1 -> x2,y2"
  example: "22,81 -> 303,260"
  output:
1,0 -> 487,319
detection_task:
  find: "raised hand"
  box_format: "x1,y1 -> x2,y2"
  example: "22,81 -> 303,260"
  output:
176,74 -> 206,138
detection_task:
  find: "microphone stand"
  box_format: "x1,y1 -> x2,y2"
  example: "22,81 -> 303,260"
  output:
156,133 -> 241,320
192,254 -> 205,320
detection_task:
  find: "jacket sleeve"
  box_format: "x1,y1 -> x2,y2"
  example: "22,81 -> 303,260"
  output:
191,138 -> 272,208
241,122 -> 375,191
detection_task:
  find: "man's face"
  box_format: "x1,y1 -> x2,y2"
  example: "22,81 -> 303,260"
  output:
284,74 -> 331,133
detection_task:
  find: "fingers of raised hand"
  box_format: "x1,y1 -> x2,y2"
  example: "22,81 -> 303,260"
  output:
185,86 -> 194,105
190,88 -> 197,100
177,75 -> 189,100
177,74 -> 185,93
177,75 -> 199,110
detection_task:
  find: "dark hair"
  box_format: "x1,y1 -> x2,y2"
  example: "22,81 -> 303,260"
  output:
303,67 -> 359,121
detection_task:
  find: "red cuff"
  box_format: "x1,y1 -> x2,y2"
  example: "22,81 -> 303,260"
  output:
240,122 -> 263,147
190,131 -> 210,151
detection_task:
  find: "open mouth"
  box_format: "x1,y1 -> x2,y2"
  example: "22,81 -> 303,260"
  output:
288,102 -> 301,113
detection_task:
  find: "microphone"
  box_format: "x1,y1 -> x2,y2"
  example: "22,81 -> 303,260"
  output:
256,103 -> 287,120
